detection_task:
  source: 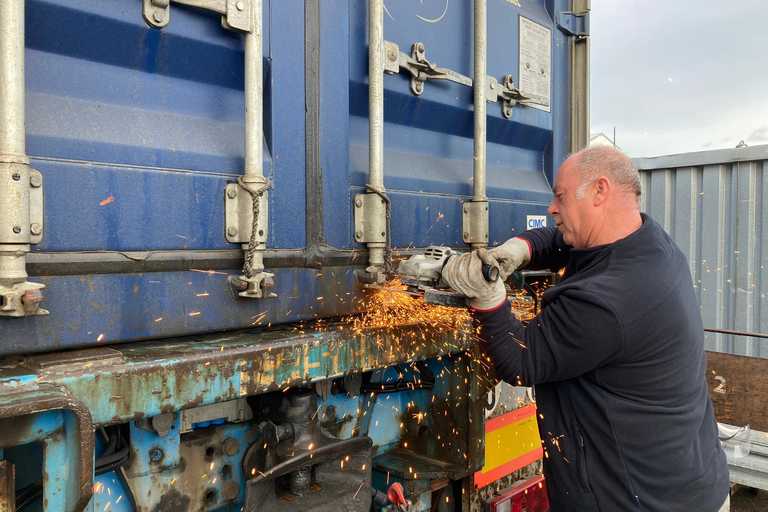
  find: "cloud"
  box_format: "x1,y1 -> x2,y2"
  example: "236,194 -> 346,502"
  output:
747,125 -> 768,143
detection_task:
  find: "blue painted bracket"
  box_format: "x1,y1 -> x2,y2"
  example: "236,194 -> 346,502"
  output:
0,383 -> 94,511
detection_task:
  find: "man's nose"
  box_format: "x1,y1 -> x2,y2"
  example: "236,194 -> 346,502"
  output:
548,200 -> 557,216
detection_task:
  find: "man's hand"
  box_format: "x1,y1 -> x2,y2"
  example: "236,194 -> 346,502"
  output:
441,249 -> 507,310
486,238 -> 531,280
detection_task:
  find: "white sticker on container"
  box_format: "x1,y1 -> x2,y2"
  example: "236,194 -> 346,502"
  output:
526,215 -> 547,230
519,16 -> 551,112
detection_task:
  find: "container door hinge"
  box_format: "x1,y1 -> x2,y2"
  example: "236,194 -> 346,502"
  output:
462,200 -> 489,245
143,0 -> 253,32
558,11 -> 590,38
0,164 -> 47,317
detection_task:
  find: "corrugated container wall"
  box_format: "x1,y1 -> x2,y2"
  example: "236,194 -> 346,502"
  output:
0,0 -> 577,354
635,146 -> 768,357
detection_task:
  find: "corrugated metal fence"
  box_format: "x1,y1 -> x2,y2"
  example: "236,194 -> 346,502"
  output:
634,145 -> 768,357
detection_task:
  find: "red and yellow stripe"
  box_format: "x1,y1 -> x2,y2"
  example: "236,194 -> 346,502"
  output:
474,404 -> 543,488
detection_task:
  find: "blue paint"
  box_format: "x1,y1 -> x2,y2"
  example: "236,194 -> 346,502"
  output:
9,0 -> 567,354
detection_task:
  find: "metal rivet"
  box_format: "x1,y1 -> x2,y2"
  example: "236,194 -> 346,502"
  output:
388,48 -> 397,61
258,229 -> 264,236
227,226 -> 238,237
355,231 -> 362,239
236,1 -> 245,11
227,187 -> 237,199
153,9 -> 165,23
223,437 -> 240,457
11,172 -> 20,181
463,232 -> 469,239
12,226 -> 21,234
380,232 -> 386,237
30,223 -> 42,236
355,198 -> 362,207
30,174 -> 41,188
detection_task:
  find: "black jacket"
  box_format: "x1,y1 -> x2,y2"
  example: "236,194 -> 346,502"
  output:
474,215 -> 729,512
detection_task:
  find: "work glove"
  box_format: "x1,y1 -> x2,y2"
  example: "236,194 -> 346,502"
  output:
485,238 -> 531,280
441,249 -> 507,311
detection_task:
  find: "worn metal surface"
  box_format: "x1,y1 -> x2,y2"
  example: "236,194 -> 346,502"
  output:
636,145 -> 768,357
721,424 -> 768,491
0,322 -> 473,427
0,383 -> 93,511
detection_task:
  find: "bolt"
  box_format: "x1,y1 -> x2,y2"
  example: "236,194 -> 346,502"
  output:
222,481 -> 239,501
227,226 -> 238,237
236,1 -> 245,11
227,187 -> 238,199
12,226 -> 21,234
223,437 -> 240,457
153,9 -> 165,23
355,198 -> 362,208
30,223 -> 42,236
30,173 -> 42,188
148,447 -> 164,463
11,172 -> 20,181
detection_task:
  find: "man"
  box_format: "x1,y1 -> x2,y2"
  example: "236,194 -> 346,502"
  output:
443,146 -> 729,511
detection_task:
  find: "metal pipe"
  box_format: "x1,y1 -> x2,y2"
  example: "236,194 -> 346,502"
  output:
0,0 -> 46,317
244,0 -> 262,181
472,0 -> 487,203
570,0 -> 590,152
366,0 -> 386,271
705,328 -> 768,340
464,0 -> 489,250
0,0 -> 26,161
232,0 -> 275,298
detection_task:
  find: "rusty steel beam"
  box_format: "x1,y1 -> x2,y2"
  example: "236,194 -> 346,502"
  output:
0,324 -> 473,427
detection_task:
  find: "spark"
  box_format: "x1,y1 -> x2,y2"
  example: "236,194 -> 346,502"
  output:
99,195 -> 115,206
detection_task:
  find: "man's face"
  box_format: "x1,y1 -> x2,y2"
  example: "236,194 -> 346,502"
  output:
547,157 -> 595,248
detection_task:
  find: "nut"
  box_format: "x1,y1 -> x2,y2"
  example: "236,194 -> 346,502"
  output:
29,173 -> 42,188
227,187 -> 238,199
355,198 -> 363,208
30,223 -> 42,236
153,9 -> 165,23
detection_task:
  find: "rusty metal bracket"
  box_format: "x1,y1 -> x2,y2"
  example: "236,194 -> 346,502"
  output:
143,0 -> 252,32
0,383 -> 93,512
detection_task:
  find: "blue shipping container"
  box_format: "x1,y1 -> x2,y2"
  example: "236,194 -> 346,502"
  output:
1,0 -> 577,354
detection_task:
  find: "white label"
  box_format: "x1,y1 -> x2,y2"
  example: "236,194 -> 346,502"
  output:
519,16 -> 551,112
526,215 -> 547,230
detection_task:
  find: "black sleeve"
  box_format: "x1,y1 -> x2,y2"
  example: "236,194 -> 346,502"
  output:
516,227 -> 571,271
472,290 -> 624,386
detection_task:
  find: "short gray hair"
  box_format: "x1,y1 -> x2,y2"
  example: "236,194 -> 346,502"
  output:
572,146 -> 641,199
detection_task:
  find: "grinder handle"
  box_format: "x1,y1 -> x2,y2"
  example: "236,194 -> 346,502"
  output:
482,263 -> 499,282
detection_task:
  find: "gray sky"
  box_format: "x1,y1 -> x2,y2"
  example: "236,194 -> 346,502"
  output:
590,0 -> 768,157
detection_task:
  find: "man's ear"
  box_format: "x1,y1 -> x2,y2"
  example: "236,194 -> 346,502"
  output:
593,176 -> 610,206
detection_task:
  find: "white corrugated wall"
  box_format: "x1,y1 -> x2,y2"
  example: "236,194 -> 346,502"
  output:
635,146 -> 768,357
